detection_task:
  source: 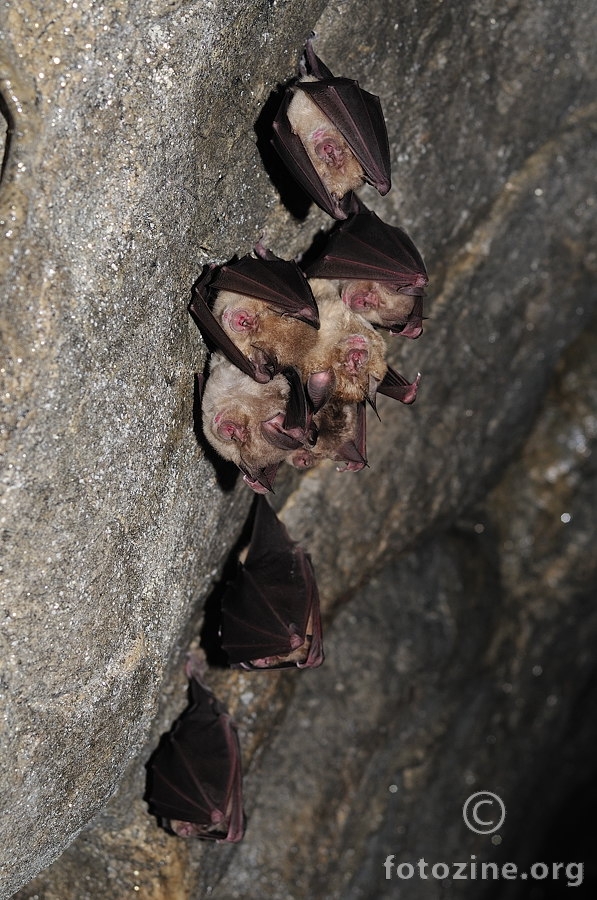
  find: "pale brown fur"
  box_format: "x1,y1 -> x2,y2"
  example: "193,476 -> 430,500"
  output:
288,400 -> 362,470
212,289 -> 320,369
306,280 -> 387,403
286,77 -> 364,200
201,353 -> 292,473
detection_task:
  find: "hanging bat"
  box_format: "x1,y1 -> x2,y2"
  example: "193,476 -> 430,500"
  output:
146,655 -> 245,843
208,250 -> 322,376
304,200 -> 428,336
201,352 -> 309,493
220,495 -> 324,669
272,37 -> 391,219
289,399 -> 367,471
190,248 -> 320,382
305,279 -> 388,407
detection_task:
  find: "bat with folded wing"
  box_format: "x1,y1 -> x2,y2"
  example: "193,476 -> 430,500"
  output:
220,495 -> 324,669
272,38 -> 391,219
146,655 -> 245,842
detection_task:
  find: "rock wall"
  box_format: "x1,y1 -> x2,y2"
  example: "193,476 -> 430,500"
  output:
2,0 -> 596,897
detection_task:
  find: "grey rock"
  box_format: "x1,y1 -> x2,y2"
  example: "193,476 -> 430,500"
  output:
2,0 -> 597,897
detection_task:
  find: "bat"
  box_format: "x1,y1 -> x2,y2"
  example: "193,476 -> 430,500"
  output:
190,248 -> 319,382
190,266 -> 276,384
272,37 -> 391,219
220,495 -> 324,669
210,270 -> 321,377
201,352 -> 309,493
146,655 -> 245,842
305,279 -> 388,407
289,399 -> 367,471
304,200 -> 428,336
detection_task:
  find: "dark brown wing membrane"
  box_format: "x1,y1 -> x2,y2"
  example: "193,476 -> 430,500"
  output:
260,367 -> 309,452
146,671 -> 245,843
305,206 -> 428,294
220,496 -> 324,669
298,78 -> 391,195
212,252 -> 319,327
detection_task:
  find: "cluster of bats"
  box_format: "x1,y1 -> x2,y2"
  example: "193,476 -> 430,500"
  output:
146,37 -> 428,843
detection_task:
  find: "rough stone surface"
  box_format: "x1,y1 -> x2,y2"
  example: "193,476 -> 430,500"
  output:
2,0 -> 597,897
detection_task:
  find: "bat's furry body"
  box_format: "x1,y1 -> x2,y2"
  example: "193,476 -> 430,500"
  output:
285,76 -> 366,202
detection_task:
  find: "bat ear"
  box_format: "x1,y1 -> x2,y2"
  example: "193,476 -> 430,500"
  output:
366,375 -> 382,418
307,369 -> 336,412
378,367 -> 421,404
281,365 -> 308,432
335,400 -> 367,469
250,346 -> 280,381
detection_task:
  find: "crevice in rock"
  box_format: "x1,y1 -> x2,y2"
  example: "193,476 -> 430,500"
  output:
0,89 -> 12,186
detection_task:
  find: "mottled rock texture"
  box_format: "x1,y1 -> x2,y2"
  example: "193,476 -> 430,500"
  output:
1,0 -> 596,897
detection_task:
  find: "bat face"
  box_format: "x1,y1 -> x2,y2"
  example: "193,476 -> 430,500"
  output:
220,496 -> 324,669
202,353 -> 308,492
340,280 -> 424,337
305,281 -> 387,405
272,40 -> 391,219
146,658 -> 245,843
211,289 -> 320,372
